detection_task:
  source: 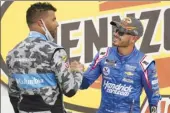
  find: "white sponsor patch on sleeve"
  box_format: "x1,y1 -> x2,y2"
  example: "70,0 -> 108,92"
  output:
152,79 -> 158,85
140,55 -> 154,71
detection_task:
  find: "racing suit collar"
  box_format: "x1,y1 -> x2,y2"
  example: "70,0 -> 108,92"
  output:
28,31 -> 48,41
116,46 -> 138,61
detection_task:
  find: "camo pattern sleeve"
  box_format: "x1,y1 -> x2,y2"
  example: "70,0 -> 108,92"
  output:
6,54 -> 20,113
51,49 -> 83,97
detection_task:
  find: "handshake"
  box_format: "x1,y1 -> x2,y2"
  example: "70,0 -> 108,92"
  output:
69,61 -> 85,72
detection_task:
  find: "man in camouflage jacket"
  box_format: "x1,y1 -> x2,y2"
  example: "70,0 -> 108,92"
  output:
6,2 -> 83,113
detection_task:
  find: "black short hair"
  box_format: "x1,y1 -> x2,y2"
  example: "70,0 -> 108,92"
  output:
26,2 -> 56,25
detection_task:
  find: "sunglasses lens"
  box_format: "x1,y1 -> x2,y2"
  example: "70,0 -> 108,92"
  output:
118,31 -> 125,36
113,27 -> 131,36
117,28 -> 125,36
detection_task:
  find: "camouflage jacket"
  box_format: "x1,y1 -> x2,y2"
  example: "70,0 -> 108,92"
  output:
6,31 -> 82,113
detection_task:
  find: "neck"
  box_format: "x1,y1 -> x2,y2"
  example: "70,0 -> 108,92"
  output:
118,45 -> 134,56
29,25 -> 45,36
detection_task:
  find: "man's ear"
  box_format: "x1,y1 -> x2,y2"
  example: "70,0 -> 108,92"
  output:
37,20 -> 43,27
131,36 -> 139,43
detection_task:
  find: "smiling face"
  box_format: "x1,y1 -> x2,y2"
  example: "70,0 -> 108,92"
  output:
112,27 -> 138,47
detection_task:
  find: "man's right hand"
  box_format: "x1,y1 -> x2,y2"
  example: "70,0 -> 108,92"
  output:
70,61 -> 84,72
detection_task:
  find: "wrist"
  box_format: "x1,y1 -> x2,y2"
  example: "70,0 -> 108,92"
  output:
71,69 -> 83,74
150,105 -> 157,113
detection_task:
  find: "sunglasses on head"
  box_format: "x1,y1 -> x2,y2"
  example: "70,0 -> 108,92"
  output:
113,27 -> 136,36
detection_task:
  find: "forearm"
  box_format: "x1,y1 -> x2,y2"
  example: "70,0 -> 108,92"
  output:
61,71 -> 82,97
80,76 -> 92,89
142,61 -> 161,113
80,68 -> 101,90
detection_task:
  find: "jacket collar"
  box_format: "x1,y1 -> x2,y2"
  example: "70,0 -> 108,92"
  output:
115,46 -> 138,61
28,31 -> 47,40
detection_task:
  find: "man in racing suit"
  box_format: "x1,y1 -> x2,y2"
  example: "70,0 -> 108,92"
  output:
6,2 -> 83,113
80,17 -> 161,113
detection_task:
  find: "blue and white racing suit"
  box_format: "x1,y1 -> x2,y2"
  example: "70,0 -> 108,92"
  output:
81,47 -> 161,113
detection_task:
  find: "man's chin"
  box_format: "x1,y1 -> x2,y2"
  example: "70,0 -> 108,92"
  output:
112,43 -> 119,47
52,33 -> 57,39
52,36 -> 57,42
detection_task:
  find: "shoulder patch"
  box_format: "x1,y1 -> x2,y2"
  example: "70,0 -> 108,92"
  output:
140,55 -> 154,71
91,47 -> 110,69
99,47 -> 109,58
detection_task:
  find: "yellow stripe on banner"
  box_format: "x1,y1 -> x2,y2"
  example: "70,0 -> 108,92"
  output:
1,74 -> 8,84
160,87 -> 170,95
65,109 -> 83,113
64,88 -> 101,109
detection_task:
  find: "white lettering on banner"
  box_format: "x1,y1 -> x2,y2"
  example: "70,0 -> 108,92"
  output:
16,78 -> 44,85
103,80 -> 133,96
57,7 -> 170,64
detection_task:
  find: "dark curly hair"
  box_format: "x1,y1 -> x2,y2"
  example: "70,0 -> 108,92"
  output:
26,2 -> 56,25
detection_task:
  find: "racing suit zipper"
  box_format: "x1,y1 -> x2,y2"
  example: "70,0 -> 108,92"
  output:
129,99 -> 135,113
